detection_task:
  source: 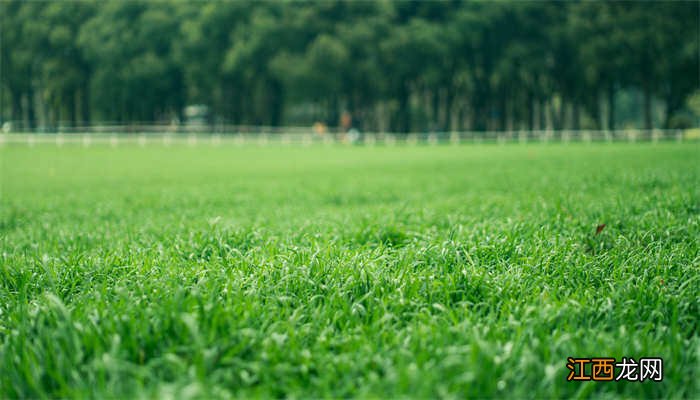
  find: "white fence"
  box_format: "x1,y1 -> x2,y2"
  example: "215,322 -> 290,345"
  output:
0,129 -> 696,148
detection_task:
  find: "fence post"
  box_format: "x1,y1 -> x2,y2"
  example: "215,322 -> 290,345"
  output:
497,132 -> 505,145
364,133 -> 376,146
583,130 -> 592,144
519,130 -> 527,144
450,131 -> 460,145
187,134 -> 197,146
428,133 -> 438,145
406,133 -> 417,146
258,133 -> 269,146
302,133 -> 312,146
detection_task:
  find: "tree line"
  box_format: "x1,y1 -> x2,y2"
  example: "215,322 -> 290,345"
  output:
1,1 -> 698,133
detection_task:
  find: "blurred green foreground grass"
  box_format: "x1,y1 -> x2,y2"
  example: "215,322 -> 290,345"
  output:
1,142 -> 698,398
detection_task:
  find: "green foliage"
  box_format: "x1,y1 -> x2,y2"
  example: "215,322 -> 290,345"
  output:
1,143 -> 698,398
77,2 -> 184,122
0,1 -> 698,130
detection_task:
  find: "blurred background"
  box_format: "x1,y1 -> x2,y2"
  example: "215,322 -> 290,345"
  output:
1,0 -> 698,134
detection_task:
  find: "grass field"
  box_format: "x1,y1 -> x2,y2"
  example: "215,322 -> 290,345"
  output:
1,142 -> 698,398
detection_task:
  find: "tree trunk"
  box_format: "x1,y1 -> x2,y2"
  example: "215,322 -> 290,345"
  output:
556,99 -> 566,131
27,87 -> 36,130
431,88 -> 439,131
572,101 -> 580,130
607,83 -> 615,131
269,80 -> 283,126
538,98 -> 546,130
663,93 -> 683,129
547,100 -> 555,131
590,94 -> 602,130
663,98 -> 672,129
11,91 -> 22,123
68,90 -> 77,128
398,85 -> 411,133
499,91 -> 507,131
643,84 -> 652,130
527,92 -> 535,131
80,86 -> 91,126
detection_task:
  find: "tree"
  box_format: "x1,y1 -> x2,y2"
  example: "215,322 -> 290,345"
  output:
39,2 -> 94,127
1,1 -> 697,131
78,2 -> 184,123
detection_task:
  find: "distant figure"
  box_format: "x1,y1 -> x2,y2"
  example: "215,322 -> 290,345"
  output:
340,111 -> 352,132
313,121 -> 327,136
346,128 -> 360,144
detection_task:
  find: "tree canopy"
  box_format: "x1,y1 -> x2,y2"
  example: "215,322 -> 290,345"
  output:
1,0 -> 698,132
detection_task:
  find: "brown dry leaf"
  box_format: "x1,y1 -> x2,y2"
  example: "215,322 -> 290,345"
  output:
595,224 -> 606,235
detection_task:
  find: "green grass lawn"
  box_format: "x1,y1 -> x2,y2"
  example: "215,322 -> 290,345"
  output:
1,142 -> 698,398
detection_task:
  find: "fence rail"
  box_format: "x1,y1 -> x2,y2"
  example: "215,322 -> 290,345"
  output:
0,129 -> 697,147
